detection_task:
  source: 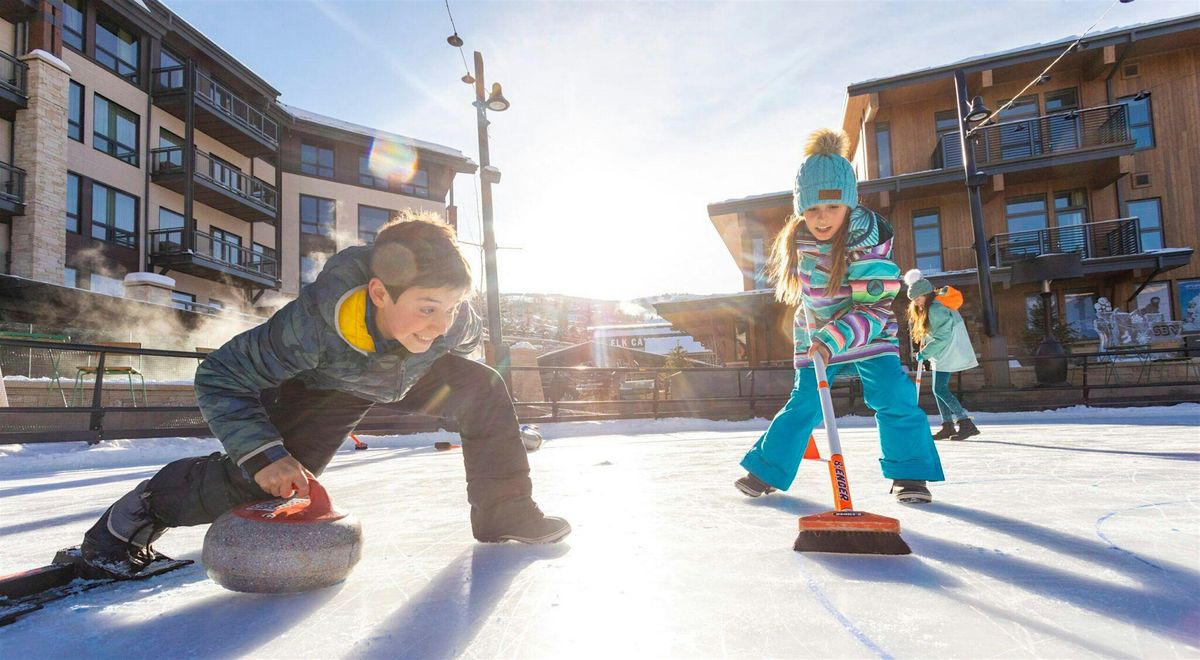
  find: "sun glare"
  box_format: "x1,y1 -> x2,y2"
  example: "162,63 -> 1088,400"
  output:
367,138 -> 420,183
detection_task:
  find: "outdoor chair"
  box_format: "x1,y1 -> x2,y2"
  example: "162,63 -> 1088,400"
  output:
72,342 -> 148,407
0,330 -> 70,406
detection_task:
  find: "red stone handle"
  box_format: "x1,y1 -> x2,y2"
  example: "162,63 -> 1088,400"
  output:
303,478 -> 333,516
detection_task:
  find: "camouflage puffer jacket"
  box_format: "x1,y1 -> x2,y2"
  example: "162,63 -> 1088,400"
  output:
194,245 -> 481,469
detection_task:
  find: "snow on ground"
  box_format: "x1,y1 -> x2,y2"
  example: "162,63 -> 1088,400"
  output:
2,406 -> 1198,658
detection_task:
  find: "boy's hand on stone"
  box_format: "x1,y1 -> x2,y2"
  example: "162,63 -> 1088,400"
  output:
254,456 -> 311,499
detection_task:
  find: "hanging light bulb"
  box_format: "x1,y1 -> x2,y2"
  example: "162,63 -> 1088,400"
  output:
447,33 -> 464,47
965,95 -> 991,123
486,82 -> 510,112
462,73 -> 476,84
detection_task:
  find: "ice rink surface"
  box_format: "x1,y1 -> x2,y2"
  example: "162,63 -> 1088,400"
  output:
2,405 -> 1198,658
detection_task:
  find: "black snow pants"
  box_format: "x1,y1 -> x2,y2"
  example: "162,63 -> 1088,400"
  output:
139,354 -> 533,538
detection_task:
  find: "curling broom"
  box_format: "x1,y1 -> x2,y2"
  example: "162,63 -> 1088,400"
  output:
793,305 -> 911,555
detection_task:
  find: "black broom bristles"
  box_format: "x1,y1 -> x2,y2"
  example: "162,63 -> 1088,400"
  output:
794,530 -> 912,555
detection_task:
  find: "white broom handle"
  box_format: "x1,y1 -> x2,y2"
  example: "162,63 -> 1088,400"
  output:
803,305 -> 843,458
915,359 -> 924,397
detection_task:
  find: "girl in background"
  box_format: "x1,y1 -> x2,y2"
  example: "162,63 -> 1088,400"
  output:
905,269 -> 980,440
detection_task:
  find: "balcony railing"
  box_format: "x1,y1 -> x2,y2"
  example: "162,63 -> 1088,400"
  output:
0,49 -> 28,100
89,221 -> 137,249
148,228 -> 279,279
150,145 -> 278,214
0,160 -> 26,206
987,217 -> 1143,267
932,104 -> 1131,170
151,66 -> 278,146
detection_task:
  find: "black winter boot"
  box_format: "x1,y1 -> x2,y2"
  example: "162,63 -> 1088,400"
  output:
80,480 -> 171,579
951,417 -> 980,441
932,421 -> 957,440
472,499 -> 571,544
734,473 -> 777,498
890,480 -> 932,504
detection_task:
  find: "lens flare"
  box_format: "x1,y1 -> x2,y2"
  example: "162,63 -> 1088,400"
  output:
366,139 -> 419,184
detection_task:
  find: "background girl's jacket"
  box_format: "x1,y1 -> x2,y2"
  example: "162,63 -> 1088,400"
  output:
793,206 -> 901,368
917,300 -> 979,372
194,245 -> 482,468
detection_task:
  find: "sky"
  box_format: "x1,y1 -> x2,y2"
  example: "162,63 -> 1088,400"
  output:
162,0 -> 1197,301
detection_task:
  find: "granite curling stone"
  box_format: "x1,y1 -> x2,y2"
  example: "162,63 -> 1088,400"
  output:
202,479 -> 362,593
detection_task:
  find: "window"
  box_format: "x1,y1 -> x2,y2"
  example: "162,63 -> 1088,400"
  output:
359,154 -> 388,189
210,228 -> 242,265
1043,88 -> 1079,152
358,205 -> 394,244
62,0 -> 84,51
1119,93 -> 1154,149
875,123 -> 892,178
156,129 -> 184,171
95,14 -> 140,83
208,155 -> 240,192
91,182 -> 137,248
66,173 -> 80,233
156,207 -> 185,251
300,255 -> 320,285
68,82 -> 84,142
299,195 -> 336,237
1024,293 -> 1058,332
997,95 -> 1039,159
1126,198 -> 1162,251
1064,291 -> 1099,339
251,243 -> 276,276
300,142 -> 334,178
94,95 -> 139,166
171,291 -> 196,311
1005,196 -> 1048,261
750,236 -> 768,289
934,110 -> 961,169
90,273 -> 125,297
157,48 -> 184,91
64,267 -> 78,288
398,170 -> 430,198
912,209 -> 942,273
1053,190 -> 1088,255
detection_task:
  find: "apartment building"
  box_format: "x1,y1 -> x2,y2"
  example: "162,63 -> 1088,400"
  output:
0,0 -> 475,323
661,13 -> 1199,367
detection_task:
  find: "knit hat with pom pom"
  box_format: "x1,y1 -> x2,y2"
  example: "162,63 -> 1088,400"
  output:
794,128 -> 858,215
903,268 -> 934,299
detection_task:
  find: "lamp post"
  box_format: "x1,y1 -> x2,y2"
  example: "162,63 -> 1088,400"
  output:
470,51 -> 511,377
954,69 -> 1010,387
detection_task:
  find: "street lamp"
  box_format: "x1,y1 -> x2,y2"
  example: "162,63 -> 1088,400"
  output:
954,69 -> 1010,387
470,50 -> 510,378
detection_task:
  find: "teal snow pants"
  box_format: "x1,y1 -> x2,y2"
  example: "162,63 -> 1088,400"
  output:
740,353 -> 944,490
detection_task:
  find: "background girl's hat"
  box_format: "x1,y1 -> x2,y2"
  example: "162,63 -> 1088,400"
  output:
904,269 -> 934,298
794,128 -> 858,215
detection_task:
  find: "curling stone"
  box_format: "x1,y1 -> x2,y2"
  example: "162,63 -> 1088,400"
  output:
520,424 -> 543,451
202,479 -> 362,593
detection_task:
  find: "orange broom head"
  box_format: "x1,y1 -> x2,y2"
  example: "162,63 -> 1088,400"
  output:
794,510 -> 911,555
798,509 -> 901,533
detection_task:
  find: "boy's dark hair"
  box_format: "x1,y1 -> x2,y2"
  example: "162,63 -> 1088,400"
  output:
369,210 -> 472,300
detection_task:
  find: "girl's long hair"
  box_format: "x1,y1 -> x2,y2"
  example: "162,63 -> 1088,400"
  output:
908,295 -> 932,344
767,210 -> 851,305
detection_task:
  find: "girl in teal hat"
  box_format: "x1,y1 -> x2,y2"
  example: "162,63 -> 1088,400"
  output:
735,129 -> 944,504
904,269 -> 981,441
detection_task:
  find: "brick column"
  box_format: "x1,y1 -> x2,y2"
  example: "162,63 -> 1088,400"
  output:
12,50 -> 71,283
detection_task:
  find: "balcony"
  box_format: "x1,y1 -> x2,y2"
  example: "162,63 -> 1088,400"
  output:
932,104 -> 1135,175
151,67 -> 278,157
0,0 -> 37,24
0,160 -> 25,218
0,49 -> 28,119
148,228 -> 279,289
987,218 -> 1144,267
150,146 -> 278,224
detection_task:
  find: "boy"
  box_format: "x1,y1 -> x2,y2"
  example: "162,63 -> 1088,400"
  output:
80,212 -> 570,578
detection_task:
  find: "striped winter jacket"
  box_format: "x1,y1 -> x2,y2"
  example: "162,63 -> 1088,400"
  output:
793,206 -> 901,368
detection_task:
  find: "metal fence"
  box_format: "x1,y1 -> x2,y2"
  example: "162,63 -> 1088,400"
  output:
1,338 -> 1196,444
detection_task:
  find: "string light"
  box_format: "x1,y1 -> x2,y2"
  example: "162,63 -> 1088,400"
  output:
443,0 -> 474,83
967,0 -> 1127,134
